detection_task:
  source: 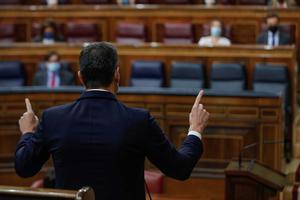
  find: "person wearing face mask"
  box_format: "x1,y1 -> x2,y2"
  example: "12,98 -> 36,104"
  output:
198,19 -> 231,47
32,51 -> 75,88
32,19 -> 65,44
257,13 -> 292,46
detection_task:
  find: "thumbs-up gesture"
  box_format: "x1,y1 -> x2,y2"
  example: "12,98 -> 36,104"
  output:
189,90 -> 210,133
19,98 -> 39,135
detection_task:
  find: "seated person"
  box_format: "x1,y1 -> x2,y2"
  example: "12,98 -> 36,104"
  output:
117,0 -> 135,4
257,13 -> 292,46
44,0 -> 59,5
198,19 -> 231,46
269,0 -> 288,8
32,19 -> 65,44
32,51 -> 75,88
204,0 -> 216,5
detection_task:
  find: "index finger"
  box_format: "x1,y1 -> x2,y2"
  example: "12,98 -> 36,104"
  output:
193,90 -> 204,108
25,98 -> 33,113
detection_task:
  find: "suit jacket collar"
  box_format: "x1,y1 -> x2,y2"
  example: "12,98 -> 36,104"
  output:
78,90 -> 117,101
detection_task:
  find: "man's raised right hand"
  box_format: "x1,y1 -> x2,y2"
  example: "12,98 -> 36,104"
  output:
189,90 -> 210,133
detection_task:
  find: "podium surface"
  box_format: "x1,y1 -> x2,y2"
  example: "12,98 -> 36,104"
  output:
225,160 -> 287,200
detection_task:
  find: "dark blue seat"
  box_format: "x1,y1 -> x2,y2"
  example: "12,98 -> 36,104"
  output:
130,61 -> 164,87
253,63 -> 291,158
253,63 -> 289,106
0,61 -> 25,86
210,63 -> 245,91
253,65 -> 290,120
170,62 -> 204,89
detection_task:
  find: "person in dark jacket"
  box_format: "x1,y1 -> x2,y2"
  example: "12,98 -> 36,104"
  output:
15,42 -> 209,200
257,13 -> 292,46
32,19 -> 65,44
32,51 -> 74,88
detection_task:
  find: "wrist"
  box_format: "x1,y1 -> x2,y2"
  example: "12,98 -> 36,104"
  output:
188,130 -> 202,140
189,126 -> 202,133
21,129 -> 34,135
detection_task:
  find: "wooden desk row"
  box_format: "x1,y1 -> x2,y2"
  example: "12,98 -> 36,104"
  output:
0,43 -> 296,121
0,5 -> 300,53
0,87 -> 285,174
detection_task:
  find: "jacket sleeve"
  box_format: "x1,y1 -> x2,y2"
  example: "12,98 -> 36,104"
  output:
14,113 -> 50,178
144,112 -> 203,180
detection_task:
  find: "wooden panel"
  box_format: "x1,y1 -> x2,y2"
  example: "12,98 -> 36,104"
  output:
0,90 -> 284,187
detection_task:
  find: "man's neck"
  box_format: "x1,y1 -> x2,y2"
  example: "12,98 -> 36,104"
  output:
85,85 -> 116,94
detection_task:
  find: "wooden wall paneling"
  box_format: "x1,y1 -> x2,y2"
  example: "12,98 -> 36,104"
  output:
0,91 -> 284,173
260,124 -> 284,171
229,21 -> 257,44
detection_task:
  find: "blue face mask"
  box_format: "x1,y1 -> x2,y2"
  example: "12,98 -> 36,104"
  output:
47,62 -> 60,72
210,27 -> 222,37
44,32 -> 54,39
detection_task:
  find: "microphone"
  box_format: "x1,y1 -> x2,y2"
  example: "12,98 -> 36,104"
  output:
238,140 -> 284,169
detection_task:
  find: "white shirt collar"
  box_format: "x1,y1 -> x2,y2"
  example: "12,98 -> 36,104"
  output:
86,89 -> 109,92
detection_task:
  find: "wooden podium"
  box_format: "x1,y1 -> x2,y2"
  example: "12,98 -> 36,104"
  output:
225,160 -> 287,200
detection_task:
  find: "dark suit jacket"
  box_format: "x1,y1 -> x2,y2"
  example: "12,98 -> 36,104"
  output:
15,91 -> 203,200
32,69 -> 75,86
256,28 -> 292,45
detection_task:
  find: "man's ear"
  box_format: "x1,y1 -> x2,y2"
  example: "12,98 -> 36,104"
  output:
78,71 -> 85,86
114,67 -> 120,83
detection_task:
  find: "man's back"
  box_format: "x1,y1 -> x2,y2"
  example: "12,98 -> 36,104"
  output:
15,91 -> 203,200
16,42 -> 208,200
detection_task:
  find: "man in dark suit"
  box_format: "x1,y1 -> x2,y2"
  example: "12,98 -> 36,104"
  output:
32,51 -> 75,88
15,42 -> 209,200
257,13 -> 292,46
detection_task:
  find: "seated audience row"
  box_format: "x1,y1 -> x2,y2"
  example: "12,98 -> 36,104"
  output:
0,51 -> 75,88
0,13 -> 293,46
0,0 -> 292,6
0,55 -> 290,94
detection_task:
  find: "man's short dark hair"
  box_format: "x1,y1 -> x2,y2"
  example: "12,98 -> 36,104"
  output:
266,13 -> 280,22
44,51 -> 60,62
79,42 -> 118,88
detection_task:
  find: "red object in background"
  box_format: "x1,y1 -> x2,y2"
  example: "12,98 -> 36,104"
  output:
144,170 -> 164,194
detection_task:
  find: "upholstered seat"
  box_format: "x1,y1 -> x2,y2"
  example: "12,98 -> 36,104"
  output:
65,22 -> 99,43
0,61 -> 25,86
83,0 -> 115,4
130,60 -> 164,87
0,23 -> 16,42
163,23 -> 194,44
210,63 -> 245,91
170,62 -> 204,88
116,22 -> 146,44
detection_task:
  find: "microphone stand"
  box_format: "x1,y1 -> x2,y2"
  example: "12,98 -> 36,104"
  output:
238,140 -> 284,169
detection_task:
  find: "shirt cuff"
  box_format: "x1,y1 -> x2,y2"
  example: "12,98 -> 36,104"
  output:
188,130 -> 202,140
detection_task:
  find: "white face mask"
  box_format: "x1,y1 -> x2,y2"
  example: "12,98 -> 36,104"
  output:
47,62 -> 60,72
